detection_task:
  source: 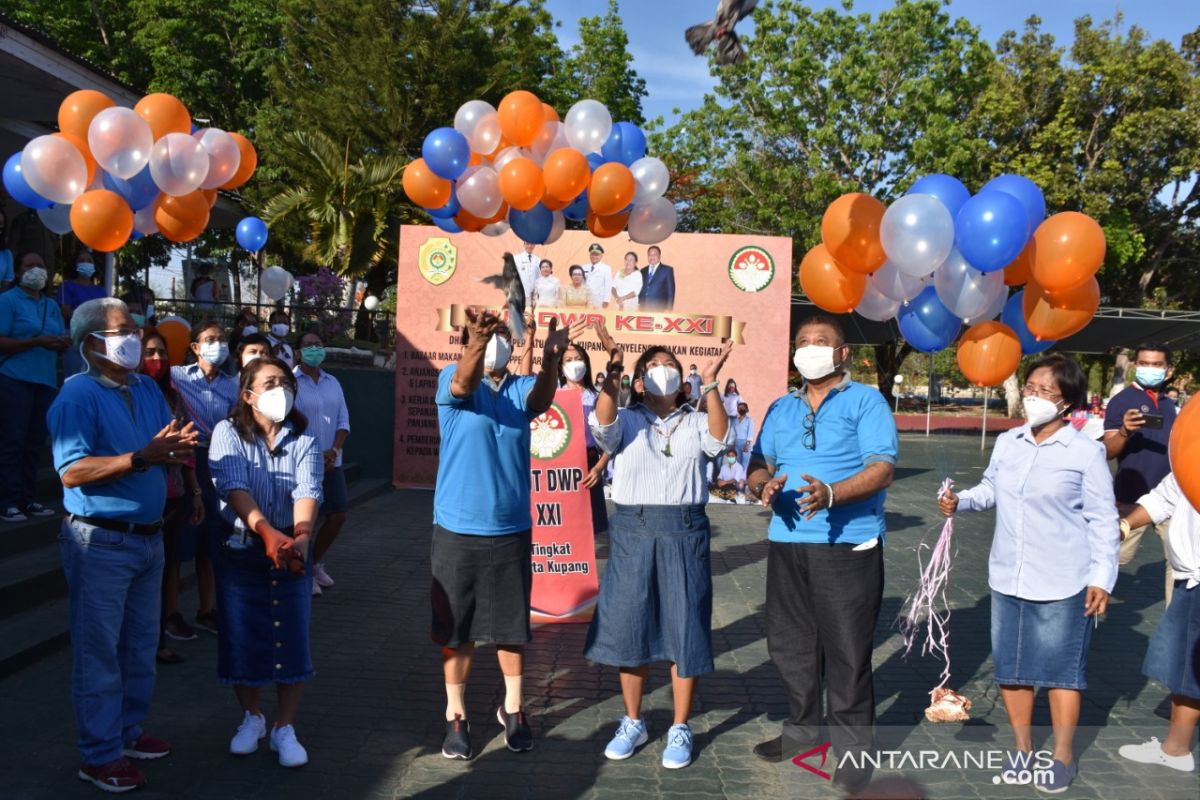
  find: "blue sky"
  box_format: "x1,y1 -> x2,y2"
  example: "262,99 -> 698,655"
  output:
544,0 -> 1200,124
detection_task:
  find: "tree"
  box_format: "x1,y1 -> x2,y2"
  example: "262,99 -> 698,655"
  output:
545,0 -> 647,124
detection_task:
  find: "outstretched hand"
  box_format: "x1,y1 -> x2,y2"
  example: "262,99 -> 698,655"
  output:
463,307 -> 505,344
594,318 -> 624,372
701,339 -> 734,385
542,316 -> 588,363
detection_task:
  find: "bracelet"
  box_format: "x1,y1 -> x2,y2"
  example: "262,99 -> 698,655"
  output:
701,381 -> 719,395
826,483 -> 836,509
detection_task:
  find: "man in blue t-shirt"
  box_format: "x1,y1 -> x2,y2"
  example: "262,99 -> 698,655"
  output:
746,315 -> 898,793
431,306 -> 584,760
1104,343 -> 1178,603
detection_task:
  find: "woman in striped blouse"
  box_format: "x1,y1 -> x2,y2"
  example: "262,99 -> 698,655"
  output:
208,357 -> 323,769
585,321 -> 734,770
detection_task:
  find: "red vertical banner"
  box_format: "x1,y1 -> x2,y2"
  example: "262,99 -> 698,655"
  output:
529,389 -> 599,623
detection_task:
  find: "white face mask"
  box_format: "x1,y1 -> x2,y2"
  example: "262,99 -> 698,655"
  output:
199,341 -> 229,366
483,334 -> 512,371
89,331 -> 142,370
252,386 -> 294,423
242,352 -> 262,367
793,345 -> 838,381
1023,396 -> 1063,427
562,360 -> 588,383
76,262 -> 96,278
270,323 -> 290,338
19,266 -> 47,290
642,364 -> 681,397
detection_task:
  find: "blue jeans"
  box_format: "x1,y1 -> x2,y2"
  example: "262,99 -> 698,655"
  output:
0,373 -> 55,508
59,518 -> 164,766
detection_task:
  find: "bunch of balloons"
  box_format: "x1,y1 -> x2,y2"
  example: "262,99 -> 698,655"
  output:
798,174 -> 1106,386
402,90 -> 676,245
2,89 -> 258,252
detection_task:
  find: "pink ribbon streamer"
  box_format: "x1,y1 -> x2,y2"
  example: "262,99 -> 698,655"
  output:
898,477 -> 957,690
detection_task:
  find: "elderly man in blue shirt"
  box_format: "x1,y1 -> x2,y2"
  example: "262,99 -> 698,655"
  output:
48,297 -> 198,794
746,315 -> 898,793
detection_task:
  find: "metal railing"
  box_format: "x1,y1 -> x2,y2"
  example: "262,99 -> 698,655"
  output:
149,299 -> 397,350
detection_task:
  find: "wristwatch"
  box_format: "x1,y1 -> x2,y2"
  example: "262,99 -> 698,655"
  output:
131,453 -> 148,473
1119,519 -> 1131,541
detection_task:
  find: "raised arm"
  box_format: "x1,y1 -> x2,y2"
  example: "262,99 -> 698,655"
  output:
450,308 -> 505,398
701,340 -> 734,442
593,319 -> 624,426
528,317 -> 588,416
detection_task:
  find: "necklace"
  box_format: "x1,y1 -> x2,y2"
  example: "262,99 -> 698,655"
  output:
641,407 -> 687,456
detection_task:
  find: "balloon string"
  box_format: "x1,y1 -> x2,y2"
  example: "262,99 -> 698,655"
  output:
898,477 -> 956,690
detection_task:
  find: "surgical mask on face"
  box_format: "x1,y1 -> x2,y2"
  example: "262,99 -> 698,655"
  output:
483,334 -> 512,371
1136,367 -> 1166,388
130,313 -> 146,327
19,266 -> 47,290
76,262 -> 95,278
89,331 -> 142,370
1023,395 -> 1063,427
562,360 -> 587,383
242,325 -> 258,337
241,352 -> 262,367
300,345 -> 326,368
793,345 -> 838,381
643,365 -> 681,397
725,455 -> 737,464
252,386 -> 294,423
270,323 -> 290,338
199,341 -> 229,366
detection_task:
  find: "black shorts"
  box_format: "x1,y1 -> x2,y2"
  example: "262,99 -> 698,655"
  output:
430,525 -> 532,648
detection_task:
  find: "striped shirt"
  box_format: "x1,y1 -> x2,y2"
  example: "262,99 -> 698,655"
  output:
208,418 -> 324,547
293,366 -> 351,468
591,403 -> 733,505
171,363 -> 239,444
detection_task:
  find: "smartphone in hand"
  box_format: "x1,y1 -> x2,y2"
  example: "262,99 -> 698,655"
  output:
1141,413 -> 1164,429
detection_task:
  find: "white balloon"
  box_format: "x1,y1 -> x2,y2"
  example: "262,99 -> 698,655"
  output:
529,121 -> 571,165
149,133 -> 210,196
563,99 -> 612,154
627,197 -> 678,245
456,165 -> 503,218
454,99 -> 501,155
880,194 -> 956,278
194,128 -> 241,190
969,281 -> 1009,324
630,156 -> 670,205
544,211 -> 566,245
854,280 -> 902,322
37,203 -> 74,235
133,204 -> 158,235
482,221 -> 510,237
88,107 -> 153,180
491,147 -> 524,172
933,247 -> 1008,321
260,266 -> 293,301
21,135 -> 87,204
870,260 -> 926,302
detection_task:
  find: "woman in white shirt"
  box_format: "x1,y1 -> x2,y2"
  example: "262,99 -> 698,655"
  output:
560,342 -> 608,534
611,252 -> 644,311
586,321 -> 734,770
721,379 -> 742,417
532,259 -> 561,308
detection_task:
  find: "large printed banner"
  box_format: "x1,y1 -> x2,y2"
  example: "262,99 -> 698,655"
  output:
393,224 -> 794,487
529,389 -> 597,623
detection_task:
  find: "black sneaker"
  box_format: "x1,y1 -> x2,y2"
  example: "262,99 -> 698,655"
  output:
753,736 -> 783,763
194,611 -> 219,635
164,612 -> 198,641
496,706 -> 534,752
442,714 -> 471,759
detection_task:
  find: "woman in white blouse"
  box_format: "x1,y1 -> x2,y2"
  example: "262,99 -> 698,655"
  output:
532,259 -> 561,308
586,320 -> 734,770
611,252 -> 644,311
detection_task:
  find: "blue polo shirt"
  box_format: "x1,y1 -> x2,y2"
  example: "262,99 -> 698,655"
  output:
1104,384 -> 1176,503
753,377 -> 898,544
0,286 -> 65,388
434,364 -> 538,535
48,372 -> 174,524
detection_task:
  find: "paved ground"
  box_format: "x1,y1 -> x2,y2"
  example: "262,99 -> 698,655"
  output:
2,434 -> 1196,799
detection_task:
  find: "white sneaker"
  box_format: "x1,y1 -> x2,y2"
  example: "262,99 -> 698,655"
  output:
313,562 -> 335,588
230,711 -> 266,755
270,724 -> 308,768
311,577 -> 322,596
1119,737 -> 1195,772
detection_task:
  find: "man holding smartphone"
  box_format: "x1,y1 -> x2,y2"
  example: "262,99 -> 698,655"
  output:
1104,343 -> 1178,603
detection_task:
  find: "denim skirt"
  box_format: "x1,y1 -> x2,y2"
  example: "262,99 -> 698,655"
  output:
1143,581 -> 1200,700
584,504 -> 713,678
991,587 -> 1093,689
212,527 -> 313,687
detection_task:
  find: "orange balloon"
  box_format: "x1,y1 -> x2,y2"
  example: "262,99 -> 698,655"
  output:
70,189 -> 133,251
201,188 -> 217,208
497,90 -> 544,148
798,244 -> 867,313
821,193 -> 887,274
498,157 -> 545,211
1031,211 -> 1106,294
402,158 -> 452,209
587,209 -> 630,238
222,132 -> 257,190
543,148 -> 590,203
1004,240 -> 1035,287
155,318 -> 191,366
58,89 -> 114,142
1170,399 -> 1200,512
468,151 -> 483,168
455,208 -> 487,232
153,191 -> 210,243
541,193 -> 571,211
956,321 -> 1022,387
542,103 -> 560,123
590,163 -> 636,216
134,93 -> 191,140
56,132 -> 96,186
1022,277 -> 1100,341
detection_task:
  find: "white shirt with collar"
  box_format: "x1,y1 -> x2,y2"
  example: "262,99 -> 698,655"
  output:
1135,473 -> 1200,589
513,251 -> 540,303
584,261 -> 613,308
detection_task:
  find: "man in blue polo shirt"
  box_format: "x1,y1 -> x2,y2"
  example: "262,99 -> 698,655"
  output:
1104,343 -> 1178,603
48,298 -> 198,794
746,315 -> 898,793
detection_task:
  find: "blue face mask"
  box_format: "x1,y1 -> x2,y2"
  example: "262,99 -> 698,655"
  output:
76,262 -> 95,278
131,313 -> 146,327
1136,366 -> 1166,388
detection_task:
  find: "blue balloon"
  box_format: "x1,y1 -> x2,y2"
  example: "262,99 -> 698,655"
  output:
428,191 -> 460,219
422,127 -> 471,181
1001,291 -> 1056,354
509,204 -> 553,244
103,166 -> 159,211
954,190 -> 1029,273
236,216 -> 269,251
586,152 -> 607,172
907,173 -> 970,218
600,122 -> 647,166
981,174 -> 1045,237
3,152 -> 52,209
433,216 -> 462,233
129,230 -> 144,241
563,190 -> 589,222
898,286 -> 962,352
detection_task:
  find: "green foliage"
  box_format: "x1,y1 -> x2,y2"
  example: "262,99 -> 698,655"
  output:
544,0 -> 648,124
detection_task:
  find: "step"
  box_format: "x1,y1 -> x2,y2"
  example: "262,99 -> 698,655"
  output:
0,510 -> 62,558
0,544 -> 65,620
0,597 -> 70,680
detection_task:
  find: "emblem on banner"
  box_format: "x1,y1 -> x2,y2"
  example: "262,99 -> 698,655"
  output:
418,237 -> 457,285
531,402 -> 572,460
728,245 -> 775,293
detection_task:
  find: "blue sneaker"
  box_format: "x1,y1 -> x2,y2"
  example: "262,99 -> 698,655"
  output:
605,716 -> 648,760
661,723 -> 693,769
1034,759 -> 1078,794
